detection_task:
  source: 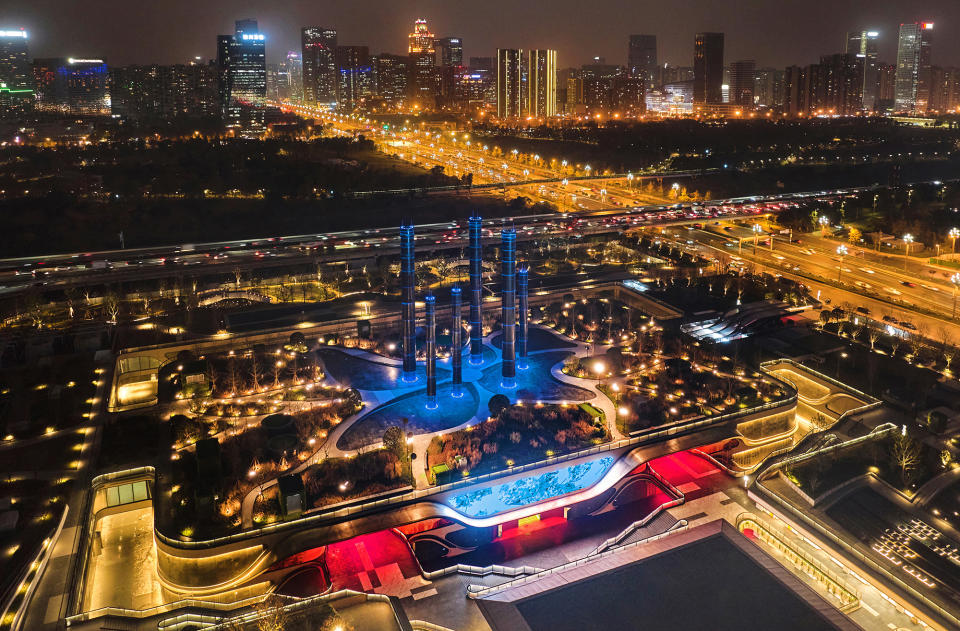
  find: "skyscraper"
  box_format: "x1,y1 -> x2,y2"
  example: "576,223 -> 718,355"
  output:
0,29 -> 33,115
218,19 -> 266,128
628,35 -> 657,90
33,57 -> 110,116
527,49 -> 557,118
846,30 -> 880,110
336,45 -> 372,112
301,27 -> 338,107
895,22 -> 934,113
693,32 -> 724,105
436,37 -> 463,68
282,51 -> 303,102
729,60 -> 756,109
408,19 -> 436,107
496,48 -> 523,118
753,67 -> 782,108
373,54 -> 408,105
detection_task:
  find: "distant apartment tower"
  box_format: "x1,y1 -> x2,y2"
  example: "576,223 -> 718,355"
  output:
846,30 -> 879,110
436,37 -> 463,106
782,65 -> 806,115
628,34 -> 657,90
693,32 -> 724,104
895,22 -> 934,113
753,67 -> 782,108
373,53 -> 408,105
527,49 -> 557,118
336,45 -> 372,111
408,19 -> 436,107
729,60 -> 756,108
496,48 -> 523,118
111,62 -> 218,119
819,53 -> 863,115
876,63 -> 896,110
301,27 -> 338,107
34,57 -> 110,116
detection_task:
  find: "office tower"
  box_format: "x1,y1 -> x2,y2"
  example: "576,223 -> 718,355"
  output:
0,29 -> 33,115
895,22 -> 934,113
373,54 -> 408,105
400,224 -> 417,382
497,48 -> 523,118
628,35 -> 657,90
730,60 -> 756,108
451,286 -> 463,397
336,45 -> 371,111
408,18 -> 436,107
301,27 -> 338,107
500,228 -> 517,389
436,37 -> 463,67
693,32 -> 724,104
754,67 -> 782,108
468,215 -> 483,364
217,19 -> 266,127
266,63 -> 279,101
280,51 -> 302,101
527,49 -> 557,118
425,293 -> 437,408
846,30 -> 879,110
33,57 -> 110,116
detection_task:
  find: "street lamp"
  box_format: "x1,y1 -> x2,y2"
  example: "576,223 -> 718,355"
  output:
627,172 -> 634,189
836,244 -> 848,282
818,215 -> 829,237
903,233 -> 914,270
752,223 -> 762,254
950,227 -> 959,255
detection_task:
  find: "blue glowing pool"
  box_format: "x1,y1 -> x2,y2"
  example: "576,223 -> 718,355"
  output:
478,351 -> 593,401
317,348 -> 450,391
447,455 -> 615,519
337,382 -> 481,450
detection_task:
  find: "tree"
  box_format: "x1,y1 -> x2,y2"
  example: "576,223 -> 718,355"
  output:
890,433 -> 922,487
848,227 -> 862,245
103,291 -> 120,324
382,425 -> 407,462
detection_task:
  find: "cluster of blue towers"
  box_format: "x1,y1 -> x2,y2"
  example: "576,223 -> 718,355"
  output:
399,216 -> 530,407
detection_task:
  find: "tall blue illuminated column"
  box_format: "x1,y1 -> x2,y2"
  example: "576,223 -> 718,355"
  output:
425,293 -> 437,408
451,285 -> 463,397
468,215 -> 483,365
517,266 -> 529,370
500,228 -> 517,388
400,223 -> 417,383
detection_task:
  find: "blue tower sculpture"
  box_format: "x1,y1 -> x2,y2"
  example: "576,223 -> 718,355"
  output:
500,228 -> 517,389
451,285 -> 463,397
468,215 -> 484,364
400,223 -> 417,383
425,293 -> 437,408
517,266 -> 529,370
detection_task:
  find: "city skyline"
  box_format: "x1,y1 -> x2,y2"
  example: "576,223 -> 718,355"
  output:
2,0 -> 959,70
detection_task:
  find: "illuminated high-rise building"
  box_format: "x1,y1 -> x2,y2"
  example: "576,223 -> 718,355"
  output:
217,19 -> 266,128
496,48 -> 523,118
281,51 -> 303,102
527,49 -> 557,118
693,32 -> 724,105
408,18 -> 436,107
895,22 -> 934,113
110,62 -> 218,120
301,27 -> 338,107
628,35 -> 657,90
373,53 -> 407,105
33,57 -> 110,116
846,30 -> 880,110
436,37 -> 463,68
336,45 -> 372,111
0,29 -> 33,115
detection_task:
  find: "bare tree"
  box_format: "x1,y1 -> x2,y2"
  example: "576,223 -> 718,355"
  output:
248,355 -> 263,391
103,291 -> 120,324
890,433 -> 923,487
868,326 -> 880,351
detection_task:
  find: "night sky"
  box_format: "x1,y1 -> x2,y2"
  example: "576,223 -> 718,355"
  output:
2,0 -> 958,70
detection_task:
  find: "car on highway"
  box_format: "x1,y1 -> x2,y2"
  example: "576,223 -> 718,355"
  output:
900,322 -> 917,331
901,281 -> 916,288
855,306 -> 870,315
882,315 -> 898,324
